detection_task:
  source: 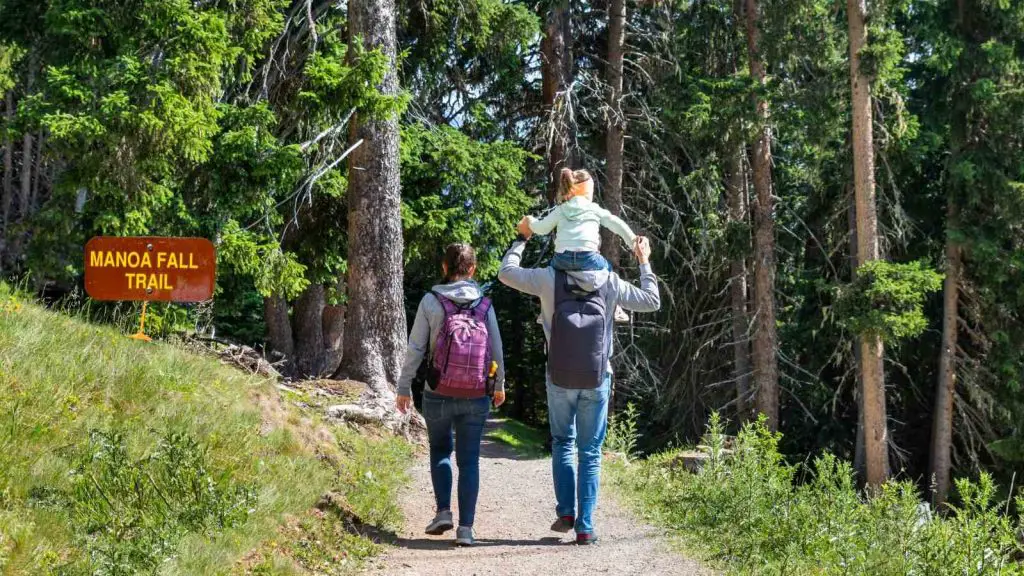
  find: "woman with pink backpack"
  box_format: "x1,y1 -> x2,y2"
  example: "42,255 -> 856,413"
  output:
395,243 -> 506,547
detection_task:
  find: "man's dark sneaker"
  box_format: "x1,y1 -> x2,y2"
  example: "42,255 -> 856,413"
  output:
550,515 -> 575,533
576,532 -> 599,546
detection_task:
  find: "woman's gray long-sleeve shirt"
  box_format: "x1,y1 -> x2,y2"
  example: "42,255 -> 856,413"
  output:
397,280 -> 506,397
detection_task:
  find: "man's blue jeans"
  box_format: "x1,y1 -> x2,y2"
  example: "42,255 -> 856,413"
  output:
422,393 -> 490,527
547,375 -> 611,536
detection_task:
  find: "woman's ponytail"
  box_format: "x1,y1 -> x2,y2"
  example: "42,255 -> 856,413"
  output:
442,243 -> 476,283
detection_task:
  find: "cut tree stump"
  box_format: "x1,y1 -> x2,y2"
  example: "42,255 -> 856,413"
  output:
668,436 -> 737,474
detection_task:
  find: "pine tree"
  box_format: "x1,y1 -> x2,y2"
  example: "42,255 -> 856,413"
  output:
601,0 -> 626,269
743,0 -> 779,430
334,0 -> 406,396
727,145 -> 752,418
847,0 -> 889,487
541,0 -> 574,203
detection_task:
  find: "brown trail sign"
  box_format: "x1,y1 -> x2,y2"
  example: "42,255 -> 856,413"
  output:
84,237 -> 216,340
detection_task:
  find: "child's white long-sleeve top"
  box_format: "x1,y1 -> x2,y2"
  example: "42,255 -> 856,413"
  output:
527,196 -> 637,253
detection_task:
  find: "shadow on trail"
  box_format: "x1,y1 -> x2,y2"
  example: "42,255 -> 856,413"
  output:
393,536 -> 568,550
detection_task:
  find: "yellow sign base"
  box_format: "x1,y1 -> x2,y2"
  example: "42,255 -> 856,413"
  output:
131,300 -> 152,342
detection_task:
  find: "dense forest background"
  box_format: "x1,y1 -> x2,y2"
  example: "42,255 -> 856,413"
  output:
0,0 -> 1022,506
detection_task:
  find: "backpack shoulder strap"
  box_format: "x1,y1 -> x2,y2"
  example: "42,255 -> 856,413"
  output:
473,297 -> 492,320
431,291 -> 459,316
554,270 -> 570,304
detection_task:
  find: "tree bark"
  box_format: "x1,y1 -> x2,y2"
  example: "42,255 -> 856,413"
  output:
264,294 -> 294,365
847,0 -> 889,488
29,131 -> 43,214
930,198 -> 960,507
17,54 -> 36,226
322,303 -> 345,375
18,131 -> 31,225
727,147 -> 752,419
541,0 -> 573,205
849,195 -> 866,477
294,283 -> 326,378
2,92 -> 12,234
743,0 -> 779,431
335,0 -> 406,396
601,0 -> 626,269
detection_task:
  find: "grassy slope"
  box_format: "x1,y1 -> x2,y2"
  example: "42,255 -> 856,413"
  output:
0,287 -> 410,575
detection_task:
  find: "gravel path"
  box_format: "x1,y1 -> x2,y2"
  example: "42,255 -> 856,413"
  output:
363,419 -> 710,576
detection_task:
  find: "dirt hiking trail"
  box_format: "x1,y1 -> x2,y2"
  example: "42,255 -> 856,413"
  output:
364,419 -> 710,576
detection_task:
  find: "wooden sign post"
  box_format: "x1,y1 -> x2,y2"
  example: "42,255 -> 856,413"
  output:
84,237 -> 216,341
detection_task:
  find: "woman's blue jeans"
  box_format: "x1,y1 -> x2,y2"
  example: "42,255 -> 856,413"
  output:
422,392 -> 490,527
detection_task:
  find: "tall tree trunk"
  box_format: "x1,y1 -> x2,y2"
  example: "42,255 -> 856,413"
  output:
601,0 -> 625,269
18,55 -> 36,226
322,303 -> 346,375
849,194 -> 866,477
18,131 -> 31,224
727,147 -> 752,419
29,131 -> 43,214
2,92 -> 12,234
335,0 -> 406,396
930,198 -> 960,507
847,0 -> 889,488
264,294 -> 294,369
743,0 -> 780,431
541,0 -> 573,205
294,284 -> 326,378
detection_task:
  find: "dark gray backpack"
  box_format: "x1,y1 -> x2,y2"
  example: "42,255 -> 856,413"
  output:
548,270 -> 611,389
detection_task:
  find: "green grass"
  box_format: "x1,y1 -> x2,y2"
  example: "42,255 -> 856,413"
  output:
608,413 -> 1024,575
486,417 -> 548,459
0,286 -> 411,575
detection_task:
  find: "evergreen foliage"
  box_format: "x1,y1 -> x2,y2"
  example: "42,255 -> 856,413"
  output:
1,0 -> 1023,500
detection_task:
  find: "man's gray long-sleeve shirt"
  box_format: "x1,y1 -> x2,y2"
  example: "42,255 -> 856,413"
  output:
497,240 -> 660,375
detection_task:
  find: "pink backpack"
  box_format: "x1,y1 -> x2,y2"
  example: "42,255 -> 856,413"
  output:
430,292 -> 492,398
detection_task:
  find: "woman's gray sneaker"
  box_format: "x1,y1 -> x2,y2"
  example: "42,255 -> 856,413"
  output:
425,510 -> 454,535
455,526 -> 474,546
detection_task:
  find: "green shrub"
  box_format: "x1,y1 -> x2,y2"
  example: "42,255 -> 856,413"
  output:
605,403 -> 640,459
47,430 -> 257,575
609,414 -> 1024,575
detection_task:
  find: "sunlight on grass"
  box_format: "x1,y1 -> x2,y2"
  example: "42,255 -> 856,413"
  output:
0,285 -> 411,575
608,414 -> 1024,575
486,417 -> 548,459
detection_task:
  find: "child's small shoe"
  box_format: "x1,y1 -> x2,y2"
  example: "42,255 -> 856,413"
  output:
614,306 -> 629,323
